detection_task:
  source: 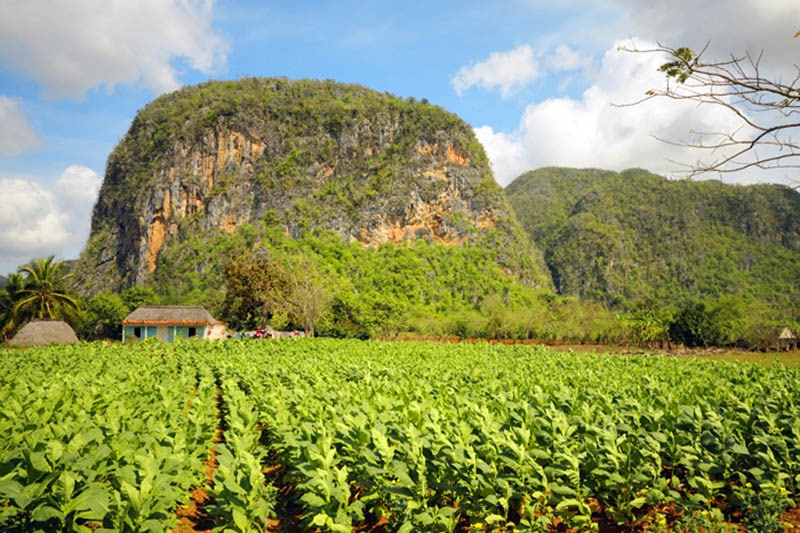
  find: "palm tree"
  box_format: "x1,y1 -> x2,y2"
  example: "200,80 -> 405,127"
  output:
12,256 -> 80,324
0,272 -> 26,339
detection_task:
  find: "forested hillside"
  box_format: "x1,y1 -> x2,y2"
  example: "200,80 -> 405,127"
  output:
70,78 -> 554,339
60,77 -> 800,346
506,167 -> 800,342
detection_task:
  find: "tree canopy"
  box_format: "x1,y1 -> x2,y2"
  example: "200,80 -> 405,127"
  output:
0,257 -> 81,338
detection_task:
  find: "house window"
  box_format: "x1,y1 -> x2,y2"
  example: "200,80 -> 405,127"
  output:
188,327 -> 197,337
134,326 -> 142,338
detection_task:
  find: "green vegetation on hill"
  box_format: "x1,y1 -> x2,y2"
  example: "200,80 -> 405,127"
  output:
69,77 -> 559,341
140,222 -> 614,342
81,78 -> 546,292
506,167 -> 800,345
55,76 -> 800,348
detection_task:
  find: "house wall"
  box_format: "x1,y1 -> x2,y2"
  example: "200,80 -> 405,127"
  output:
123,324 -> 209,342
123,325 -> 154,341
207,323 -> 228,340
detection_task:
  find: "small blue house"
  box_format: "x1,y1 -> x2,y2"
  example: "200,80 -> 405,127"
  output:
122,306 -> 224,342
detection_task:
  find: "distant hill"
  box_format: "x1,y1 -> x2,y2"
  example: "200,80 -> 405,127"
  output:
506,167 -> 800,312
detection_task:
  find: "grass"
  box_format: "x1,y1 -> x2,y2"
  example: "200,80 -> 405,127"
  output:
699,350 -> 800,366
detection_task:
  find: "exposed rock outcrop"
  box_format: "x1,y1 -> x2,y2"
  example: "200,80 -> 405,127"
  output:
74,78 -> 547,293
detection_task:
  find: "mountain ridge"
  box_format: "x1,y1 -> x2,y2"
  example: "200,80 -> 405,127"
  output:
73,77 -> 551,299
506,166 -> 800,312
66,77 -> 800,341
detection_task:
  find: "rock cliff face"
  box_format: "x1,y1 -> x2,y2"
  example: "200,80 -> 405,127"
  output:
75,78 -> 544,293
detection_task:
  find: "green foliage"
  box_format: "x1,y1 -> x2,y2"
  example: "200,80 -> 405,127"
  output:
13,257 -> 80,321
205,339 -> 800,530
730,483 -> 793,532
75,287 -> 161,340
506,167 -> 800,345
620,301 -> 673,348
0,257 -> 81,338
0,343 -> 217,531
0,273 -> 25,340
75,76 -> 551,303
669,300 -> 724,348
659,47 -> 695,83
3,340 -> 800,530
220,252 -> 295,331
80,292 -> 127,339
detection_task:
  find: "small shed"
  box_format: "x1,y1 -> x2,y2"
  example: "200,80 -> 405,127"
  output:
776,326 -> 798,351
8,319 -> 79,346
122,306 -> 223,342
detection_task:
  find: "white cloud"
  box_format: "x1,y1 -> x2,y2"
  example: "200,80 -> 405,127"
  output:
598,0 -> 800,85
479,39 -> 749,186
0,97 -> 40,156
0,0 -> 228,99
451,45 -> 539,98
462,0 -> 800,186
546,44 -> 589,72
474,126 -> 531,186
0,165 -> 101,275
0,178 -> 70,273
56,164 -> 103,209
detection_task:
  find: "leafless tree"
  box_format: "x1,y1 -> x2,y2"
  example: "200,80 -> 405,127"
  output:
619,37 -> 800,182
290,276 -> 330,338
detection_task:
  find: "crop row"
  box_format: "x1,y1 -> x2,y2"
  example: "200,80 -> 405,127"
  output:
2,339 -> 799,531
0,344 -> 219,531
209,339 -> 800,531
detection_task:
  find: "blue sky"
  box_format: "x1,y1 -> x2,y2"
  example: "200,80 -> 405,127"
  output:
0,0 -> 798,275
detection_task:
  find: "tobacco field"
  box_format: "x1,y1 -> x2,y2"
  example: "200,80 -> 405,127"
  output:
1,339 -> 799,532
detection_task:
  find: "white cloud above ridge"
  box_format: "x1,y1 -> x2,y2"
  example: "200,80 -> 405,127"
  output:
0,0 -> 228,99
476,39 -> 749,186
0,165 -> 101,274
0,178 -> 70,263
460,0 -> 800,186
451,44 -> 540,98
0,97 -> 40,156
56,164 -> 103,209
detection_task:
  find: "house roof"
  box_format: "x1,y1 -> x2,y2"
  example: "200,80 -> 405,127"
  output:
122,306 -> 217,326
9,319 -> 79,346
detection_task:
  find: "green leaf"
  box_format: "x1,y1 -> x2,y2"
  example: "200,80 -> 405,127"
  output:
555,498 -> 584,511
64,483 -> 111,519
232,507 -> 249,531
46,440 -> 64,464
629,497 -> 647,509
731,443 -> 749,455
31,503 -> 63,523
549,483 -> 576,497
397,522 -> 415,533
311,512 -> 330,527
386,485 -> 415,498
29,451 -> 51,473
0,479 -> 30,509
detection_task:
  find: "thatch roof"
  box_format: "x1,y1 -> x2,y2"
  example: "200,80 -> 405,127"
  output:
122,306 -> 216,326
8,319 -> 79,346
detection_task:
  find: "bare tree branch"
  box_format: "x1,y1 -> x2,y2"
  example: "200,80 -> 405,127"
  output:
617,41 -> 800,182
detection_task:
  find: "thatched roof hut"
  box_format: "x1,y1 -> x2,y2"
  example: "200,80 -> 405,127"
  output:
776,326 -> 798,351
123,305 -> 216,325
8,319 -> 79,346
